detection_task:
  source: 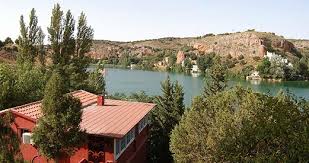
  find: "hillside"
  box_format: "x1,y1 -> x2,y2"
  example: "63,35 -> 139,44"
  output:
1,31 -> 309,72
89,31 -> 309,71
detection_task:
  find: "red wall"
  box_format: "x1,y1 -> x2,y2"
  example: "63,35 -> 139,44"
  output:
8,112 -> 150,163
9,113 -> 89,163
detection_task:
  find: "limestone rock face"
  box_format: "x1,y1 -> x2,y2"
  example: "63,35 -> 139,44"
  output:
87,31 -> 307,67
192,32 -> 263,58
273,40 -> 295,52
176,51 -> 185,64
258,45 -> 267,57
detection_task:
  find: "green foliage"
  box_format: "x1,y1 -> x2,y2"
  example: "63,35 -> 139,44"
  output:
47,4 -> 94,91
257,58 -> 271,77
148,77 -> 185,163
171,87 -> 309,162
0,63 -> 47,110
48,4 -> 63,65
168,54 -> 177,66
18,8 -> 44,64
0,40 -> 4,48
240,65 -> 254,78
32,71 -> 86,161
294,58 -> 309,78
183,57 -> 192,70
203,56 -> 227,96
85,61 -> 106,94
4,37 -> 13,45
0,64 -> 15,110
0,112 -> 23,162
109,91 -> 155,103
196,53 -> 215,73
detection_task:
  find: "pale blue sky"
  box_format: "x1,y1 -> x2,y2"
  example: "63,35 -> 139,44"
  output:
0,0 -> 308,41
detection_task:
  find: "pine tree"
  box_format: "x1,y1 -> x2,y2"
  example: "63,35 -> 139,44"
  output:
32,71 -> 86,162
170,87 -> 309,162
203,56 -> 227,97
148,77 -> 185,163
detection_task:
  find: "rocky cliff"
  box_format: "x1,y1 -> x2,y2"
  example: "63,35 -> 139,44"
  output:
89,31 -> 309,68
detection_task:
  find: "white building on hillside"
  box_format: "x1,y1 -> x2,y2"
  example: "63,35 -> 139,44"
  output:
264,51 -> 293,67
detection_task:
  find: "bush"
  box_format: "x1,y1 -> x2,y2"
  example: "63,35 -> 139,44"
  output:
170,87 -> 309,162
238,55 -> 244,60
253,56 -> 261,61
240,60 -> 247,65
203,33 -> 215,37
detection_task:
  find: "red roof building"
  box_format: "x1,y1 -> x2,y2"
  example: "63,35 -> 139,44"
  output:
1,90 -> 156,163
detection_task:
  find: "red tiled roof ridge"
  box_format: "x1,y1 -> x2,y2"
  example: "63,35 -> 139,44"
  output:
106,98 -> 155,106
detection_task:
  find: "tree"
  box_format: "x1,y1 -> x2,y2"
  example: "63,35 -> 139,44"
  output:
18,8 -> 43,64
4,37 -> 13,45
170,87 -> 309,162
37,28 -> 46,67
203,56 -> 227,96
75,12 -> 94,58
0,62 -> 47,110
183,57 -> 192,70
48,4 -> 63,65
48,4 -> 94,91
0,40 -> 4,48
85,61 -> 106,94
197,53 -> 215,73
32,71 -> 86,162
0,64 -> 15,110
148,77 -> 185,163
0,112 -> 22,162
257,58 -> 271,77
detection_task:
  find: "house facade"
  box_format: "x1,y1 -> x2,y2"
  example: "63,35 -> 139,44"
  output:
0,90 -> 156,163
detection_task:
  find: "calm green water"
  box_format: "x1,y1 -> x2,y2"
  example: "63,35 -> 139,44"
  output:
105,68 -> 309,106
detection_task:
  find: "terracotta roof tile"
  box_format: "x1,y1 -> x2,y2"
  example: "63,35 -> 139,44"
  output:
7,90 -> 155,138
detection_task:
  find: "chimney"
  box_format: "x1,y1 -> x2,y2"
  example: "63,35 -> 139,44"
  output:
97,95 -> 104,106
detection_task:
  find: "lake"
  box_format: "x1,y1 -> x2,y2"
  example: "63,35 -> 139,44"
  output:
104,68 -> 309,106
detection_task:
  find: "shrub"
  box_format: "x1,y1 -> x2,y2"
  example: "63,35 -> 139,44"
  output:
238,55 -> 244,60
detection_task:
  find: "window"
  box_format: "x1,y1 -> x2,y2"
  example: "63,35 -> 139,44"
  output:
20,128 -> 30,139
138,115 -> 149,133
114,127 -> 136,160
116,141 -> 120,155
120,139 -> 125,150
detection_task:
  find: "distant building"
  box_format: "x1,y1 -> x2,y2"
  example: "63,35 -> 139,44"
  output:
246,71 -> 261,80
164,57 -> 169,64
0,90 -> 156,163
130,63 -> 137,69
264,51 -> 293,67
191,65 -> 200,73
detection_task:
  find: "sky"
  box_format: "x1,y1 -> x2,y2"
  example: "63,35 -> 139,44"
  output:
0,0 -> 308,42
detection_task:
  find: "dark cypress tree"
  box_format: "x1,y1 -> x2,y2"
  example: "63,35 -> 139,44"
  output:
32,71 -> 86,162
